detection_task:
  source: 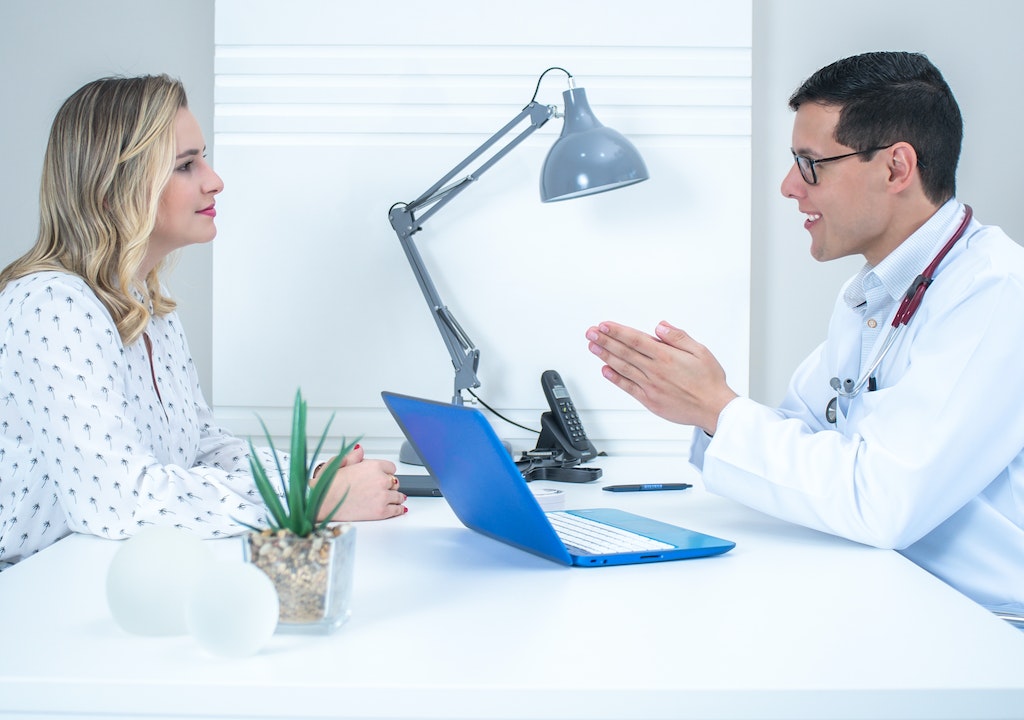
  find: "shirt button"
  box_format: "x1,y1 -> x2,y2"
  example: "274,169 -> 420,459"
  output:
867,318 -> 878,329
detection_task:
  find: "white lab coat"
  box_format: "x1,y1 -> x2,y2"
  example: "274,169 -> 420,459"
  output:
690,201 -> 1024,613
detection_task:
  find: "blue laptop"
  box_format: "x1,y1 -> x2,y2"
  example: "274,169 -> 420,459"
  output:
382,391 -> 735,567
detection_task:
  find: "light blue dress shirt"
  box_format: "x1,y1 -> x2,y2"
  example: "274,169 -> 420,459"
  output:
691,200 -> 1024,615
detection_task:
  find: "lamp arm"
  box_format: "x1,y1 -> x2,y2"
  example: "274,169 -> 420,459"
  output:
389,101 -> 555,405
402,102 -> 555,222
390,227 -> 479,405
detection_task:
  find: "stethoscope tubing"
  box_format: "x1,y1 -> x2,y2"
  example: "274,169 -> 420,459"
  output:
830,204 -> 973,400
831,324 -> 903,397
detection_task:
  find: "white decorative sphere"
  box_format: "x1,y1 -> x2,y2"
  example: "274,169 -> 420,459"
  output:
106,526 -> 212,636
186,560 -> 279,658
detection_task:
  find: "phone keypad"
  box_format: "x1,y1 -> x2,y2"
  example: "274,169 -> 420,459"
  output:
558,399 -> 588,444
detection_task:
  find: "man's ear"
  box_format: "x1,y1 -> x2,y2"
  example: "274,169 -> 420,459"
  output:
887,142 -> 919,193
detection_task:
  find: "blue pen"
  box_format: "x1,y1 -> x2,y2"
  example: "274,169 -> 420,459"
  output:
603,483 -> 692,492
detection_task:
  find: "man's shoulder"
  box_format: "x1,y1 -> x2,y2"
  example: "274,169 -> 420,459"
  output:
936,224 -> 1024,315
962,223 -> 1024,276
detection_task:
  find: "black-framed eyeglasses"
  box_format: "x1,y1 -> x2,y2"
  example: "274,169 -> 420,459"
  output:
791,144 -> 894,185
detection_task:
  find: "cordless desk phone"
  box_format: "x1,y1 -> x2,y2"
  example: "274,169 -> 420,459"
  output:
542,370 -> 591,451
536,370 -> 598,462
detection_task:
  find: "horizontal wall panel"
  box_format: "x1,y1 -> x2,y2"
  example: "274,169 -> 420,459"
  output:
215,0 -> 751,48
213,108 -> 750,139
214,76 -> 752,110
214,46 -> 752,79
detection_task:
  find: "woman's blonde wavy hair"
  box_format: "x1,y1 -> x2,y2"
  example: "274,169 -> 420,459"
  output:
0,74 -> 187,346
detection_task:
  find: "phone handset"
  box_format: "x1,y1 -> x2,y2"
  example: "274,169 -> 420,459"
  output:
536,370 -> 598,462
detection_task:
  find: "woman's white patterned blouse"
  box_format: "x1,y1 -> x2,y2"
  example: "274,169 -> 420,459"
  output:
0,271 -> 282,568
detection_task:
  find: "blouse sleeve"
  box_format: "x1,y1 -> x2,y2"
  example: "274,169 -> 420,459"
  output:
9,274 -> 282,540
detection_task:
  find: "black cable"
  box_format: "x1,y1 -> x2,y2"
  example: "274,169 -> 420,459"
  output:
528,67 -> 572,105
466,388 -> 540,434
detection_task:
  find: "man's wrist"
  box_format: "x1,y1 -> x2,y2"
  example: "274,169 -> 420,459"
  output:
705,392 -> 740,436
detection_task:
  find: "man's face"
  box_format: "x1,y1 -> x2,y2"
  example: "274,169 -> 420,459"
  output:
780,103 -> 894,265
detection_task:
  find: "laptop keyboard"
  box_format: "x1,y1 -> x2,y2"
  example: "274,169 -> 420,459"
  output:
547,511 -> 674,555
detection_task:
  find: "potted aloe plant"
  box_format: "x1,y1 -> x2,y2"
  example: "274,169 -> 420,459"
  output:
241,389 -> 360,633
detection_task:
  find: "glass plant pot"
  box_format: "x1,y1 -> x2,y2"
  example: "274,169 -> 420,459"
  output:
244,523 -> 356,634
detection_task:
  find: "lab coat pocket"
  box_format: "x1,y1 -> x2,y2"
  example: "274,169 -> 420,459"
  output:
845,385 -> 894,430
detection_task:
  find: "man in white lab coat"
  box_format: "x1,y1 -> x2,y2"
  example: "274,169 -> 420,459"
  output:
586,51 -> 1024,621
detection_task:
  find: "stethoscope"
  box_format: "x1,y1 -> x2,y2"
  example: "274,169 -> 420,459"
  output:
825,205 -> 973,423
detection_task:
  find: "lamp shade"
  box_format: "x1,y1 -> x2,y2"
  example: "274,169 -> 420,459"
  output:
540,87 -> 649,202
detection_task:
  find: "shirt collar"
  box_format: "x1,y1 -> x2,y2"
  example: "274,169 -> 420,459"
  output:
843,198 -> 963,309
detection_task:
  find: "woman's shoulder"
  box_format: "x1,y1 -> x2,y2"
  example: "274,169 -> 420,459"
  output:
1,270 -> 113,324
3,270 -> 91,299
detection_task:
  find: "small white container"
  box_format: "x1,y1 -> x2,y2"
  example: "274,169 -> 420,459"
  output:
530,486 -> 565,511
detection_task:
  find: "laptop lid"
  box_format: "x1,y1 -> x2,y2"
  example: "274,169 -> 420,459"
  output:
382,391 -> 735,566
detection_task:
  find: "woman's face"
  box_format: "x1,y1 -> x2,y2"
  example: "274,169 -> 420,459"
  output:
145,107 -> 223,270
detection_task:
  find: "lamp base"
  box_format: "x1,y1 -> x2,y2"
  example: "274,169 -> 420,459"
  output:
398,440 -> 424,466
398,438 -> 512,466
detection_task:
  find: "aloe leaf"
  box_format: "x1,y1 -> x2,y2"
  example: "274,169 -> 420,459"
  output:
315,486 -> 351,533
306,454 -> 343,523
230,516 -> 264,533
307,412 -> 336,480
287,390 -> 308,523
306,452 -> 344,524
307,435 -> 360,524
247,439 -> 288,530
255,415 -> 287,511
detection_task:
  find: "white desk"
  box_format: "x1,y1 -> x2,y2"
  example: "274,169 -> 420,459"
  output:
2,456 -> 1023,720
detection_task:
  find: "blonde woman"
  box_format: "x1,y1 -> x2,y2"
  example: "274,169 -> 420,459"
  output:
0,75 -> 405,568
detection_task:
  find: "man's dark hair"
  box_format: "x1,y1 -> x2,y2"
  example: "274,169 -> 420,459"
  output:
789,51 -> 962,205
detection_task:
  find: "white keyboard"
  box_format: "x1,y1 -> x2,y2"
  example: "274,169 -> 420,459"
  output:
547,511 -> 674,555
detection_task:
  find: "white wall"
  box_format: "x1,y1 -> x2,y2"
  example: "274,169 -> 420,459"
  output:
3,0 -> 1023,449
210,0 -> 751,455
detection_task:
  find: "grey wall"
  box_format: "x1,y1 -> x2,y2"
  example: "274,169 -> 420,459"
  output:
0,0 -> 215,393
3,0 -> 1022,413
750,0 -> 1024,403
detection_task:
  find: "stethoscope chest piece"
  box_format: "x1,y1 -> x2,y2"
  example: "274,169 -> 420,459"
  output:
826,397 -> 838,424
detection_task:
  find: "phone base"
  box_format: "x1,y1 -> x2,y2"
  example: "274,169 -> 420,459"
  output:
535,412 -> 598,463
522,465 -> 603,483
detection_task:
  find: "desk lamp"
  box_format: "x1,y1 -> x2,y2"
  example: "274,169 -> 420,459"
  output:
388,67 -> 648,464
